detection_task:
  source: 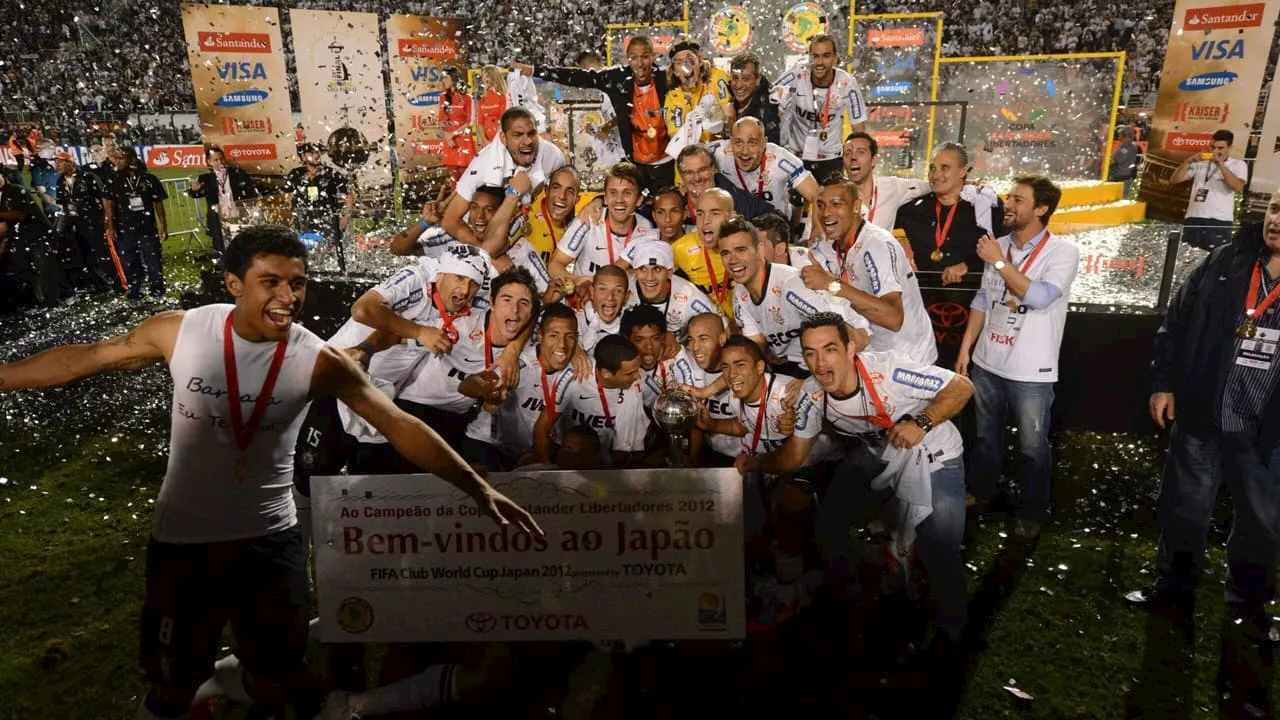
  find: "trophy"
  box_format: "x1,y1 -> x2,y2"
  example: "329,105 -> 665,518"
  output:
653,386 -> 701,468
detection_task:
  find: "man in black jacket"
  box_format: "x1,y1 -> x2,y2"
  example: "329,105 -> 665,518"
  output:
729,53 -> 780,145
54,152 -> 120,293
512,36 -> 675,195
1128,195 -> 1280,640
187,146 -> 259,257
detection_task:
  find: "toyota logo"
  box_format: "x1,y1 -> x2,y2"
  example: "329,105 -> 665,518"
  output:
465,612 -> 498,633
927,302 -> 969,329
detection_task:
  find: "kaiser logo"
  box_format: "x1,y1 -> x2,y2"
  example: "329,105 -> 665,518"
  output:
214,89 -> 269,107
224,143 -> 278,161
1184,3 -> 1264,30
1173,101 -> 1229,124
220,116 -> 274,136
1178,71 -> 1237,91
408,91 -> 443,107
868,28 -> 925,47
397,37 -> 459,59
198,32 -> 272,53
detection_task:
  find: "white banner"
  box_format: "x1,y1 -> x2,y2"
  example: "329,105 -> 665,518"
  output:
313,469 -> 746,643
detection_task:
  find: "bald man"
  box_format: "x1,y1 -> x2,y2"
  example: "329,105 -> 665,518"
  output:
672,187 -> 737,315
714,117 -> 820,218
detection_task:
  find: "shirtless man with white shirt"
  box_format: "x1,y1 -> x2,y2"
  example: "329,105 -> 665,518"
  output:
0,226 -> 539,720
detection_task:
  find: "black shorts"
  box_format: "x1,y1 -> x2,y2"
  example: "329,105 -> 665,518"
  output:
140,526 -> 309,688
293,396 -> 357,497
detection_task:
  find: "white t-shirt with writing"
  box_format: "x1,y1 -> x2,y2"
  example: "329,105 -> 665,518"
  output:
771,67 -> 868,161
734,262 -> 871,364
1184,157 -> 1247,222
689,364 -> 741,458
558,215 -> 657,275
397,312 -> 510,413
627,274 -> 721,341
454,137 -> 566,204
552,365 -> 651,454
640,347 -> 699,409
972,231 -> 1079,382
736,372 -> 822,458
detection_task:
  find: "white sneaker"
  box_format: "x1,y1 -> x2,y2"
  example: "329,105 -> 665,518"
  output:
317,691 -> 358,720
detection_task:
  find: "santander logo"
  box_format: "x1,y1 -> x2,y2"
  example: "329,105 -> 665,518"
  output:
197,32 -> 272,53
1184,3 -> 1264,30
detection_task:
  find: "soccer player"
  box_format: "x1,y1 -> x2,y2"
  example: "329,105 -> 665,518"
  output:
720,216 -> 870,377
575,265 -> 632,353
802,180 -> 938,364
0,226 -> 539,720
550,162 -> 655,295
621,304 -> 697,409
842,131 -> 927,231
758,312 -> 974,648
772,35 -> 868,183
672,187 -> 736,316
647,186 -> 687,245
664,36 -> 734,145
533,334 -> 651,467
522,167 -> 582,262
684,312 -> 739,465
624,239 -> 719,341
714,117 -> 819,219
442,107 -> 566,246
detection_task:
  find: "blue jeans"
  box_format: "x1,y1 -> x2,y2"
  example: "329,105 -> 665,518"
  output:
969,364 -> 1055,523
1152,423 -> 1222,594
115,231 -> 164,300
816,453 -> 968,638
1220,432 -> 1280,612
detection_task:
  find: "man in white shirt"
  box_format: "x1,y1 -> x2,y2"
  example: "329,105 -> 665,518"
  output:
621,304 -> 698,410
1171,129 -> 1247,250
442,107 -> 567,246
843,132 -> 927,230
624,239 -> 720,341
714,117 -> 820,219
771,34 -> 869,184
575,265 -> 631,353
684,312 -> 740,465
756,312 -> 974,647
800,180 -> 938,364
720,216 -> 871,377
550,162 -> 655,290
957,176 -> 1079,539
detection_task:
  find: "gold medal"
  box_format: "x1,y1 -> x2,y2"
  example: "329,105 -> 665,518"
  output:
1005,299 -> 1020,312
563,278 -> 577,294
1237,321 -> 1257,340
930,249 -> 944,263
234,456 -> 246,483
818,131 -> 828,141
646,126 -> 657,139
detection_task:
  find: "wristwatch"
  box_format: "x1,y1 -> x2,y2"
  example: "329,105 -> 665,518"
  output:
505,185 -> 521,197
912,412 -> 935,433
827,279 -> 841,294
993,260 -> 1007,271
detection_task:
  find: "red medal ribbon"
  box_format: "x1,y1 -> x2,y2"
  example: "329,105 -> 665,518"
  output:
222,312 -> 289,461
741,375 -> 775,455
702,244 -> 728,305
595,377 -> 615,428
866,185 -> 879,224
431,286 -> 472,344
538,354 -> 557,427
1244,260 -> 1280,321
934,199 -> 959,258
603,216 -> 635,266
483,322 -> 494,368
686,193 -> 697,225
852,357 -> 894,429
735,156 -> 766,198
814,84 -> 834,134
1000,231 -> 1053,303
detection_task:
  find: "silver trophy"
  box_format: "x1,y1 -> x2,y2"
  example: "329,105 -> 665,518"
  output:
653,386 -> 701,467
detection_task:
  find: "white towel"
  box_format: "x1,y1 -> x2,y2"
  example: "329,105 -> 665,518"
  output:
870,444 -> 935,555
506,70 -> 547,133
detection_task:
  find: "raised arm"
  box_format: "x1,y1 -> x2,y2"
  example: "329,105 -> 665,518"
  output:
0,311 -> 182,391
313,346 -> 542,535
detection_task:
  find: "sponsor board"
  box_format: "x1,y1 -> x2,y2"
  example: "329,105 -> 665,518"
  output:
197,31 -> 272,53
1172,101 -> 1229,124
868,27 -> 925,48
871,81 -> 914,97
397,37 -> 459,59
313,470 -> 745,642
214,89 -> 269,107
224,143 -> 279,161
1164,131 -> 1216,152
1177,71 -> 1237,91
145,145 -> 207,170
1183,3 -> 1265,30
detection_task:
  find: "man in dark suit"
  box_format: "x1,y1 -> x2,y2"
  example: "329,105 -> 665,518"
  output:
187,146 -> 258,257
54,152 -> 120,294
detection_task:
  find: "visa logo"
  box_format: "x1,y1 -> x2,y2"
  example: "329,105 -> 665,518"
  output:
408,91 -> 443,107
410,65 -> 446,82
214,89 -> 268,107
1190,39 -> 1245,61
216,62 -> 268,81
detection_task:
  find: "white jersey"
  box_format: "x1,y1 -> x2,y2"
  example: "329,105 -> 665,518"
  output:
552,365 -> 651,454
806,221 -> 937,364
771,66 -> 868,161
363,259 -> 478,387
712,140 -> 813,217
640,347 -> 699,409
972,231 -> 1079,382
455,136 -> 566,205
733,262 -> 871,364
397,311 -> 512,413
863,176 -> 929,231
800,350 -> 963,462
464,345 -> 563,454
496,236 -> 551,294
558,215 -> 657,275
576,303 -> 624,354
737,372 -> 823,457
689,364 -> 741,458
158,304 -> 324,543
593,95 -> 627,167
411,241 -> 495,311
627,274 -> 721,341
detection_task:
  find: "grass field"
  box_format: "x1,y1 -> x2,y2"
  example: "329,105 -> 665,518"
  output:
0,179 -> 1261,718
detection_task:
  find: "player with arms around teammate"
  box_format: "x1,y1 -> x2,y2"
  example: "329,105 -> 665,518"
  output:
0,225 -> 540,720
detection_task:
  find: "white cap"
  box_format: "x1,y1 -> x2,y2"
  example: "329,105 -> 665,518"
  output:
437,243 -> 492,284
628,240 -> 674,270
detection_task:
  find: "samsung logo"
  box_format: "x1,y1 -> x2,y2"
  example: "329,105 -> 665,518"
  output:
871,81 -> 913,97
408,91 -> 443,107
1178,71 -> 1238,92
214,89 -> 269,107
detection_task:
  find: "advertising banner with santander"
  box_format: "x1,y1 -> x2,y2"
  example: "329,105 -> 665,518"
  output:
1139,0 -> 1278,220
181,4 -> 295,175
145,145 -> 207,170
386,15 -> 467,174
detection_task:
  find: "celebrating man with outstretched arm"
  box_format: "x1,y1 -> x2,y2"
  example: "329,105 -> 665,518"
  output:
0,225 -> 540,720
